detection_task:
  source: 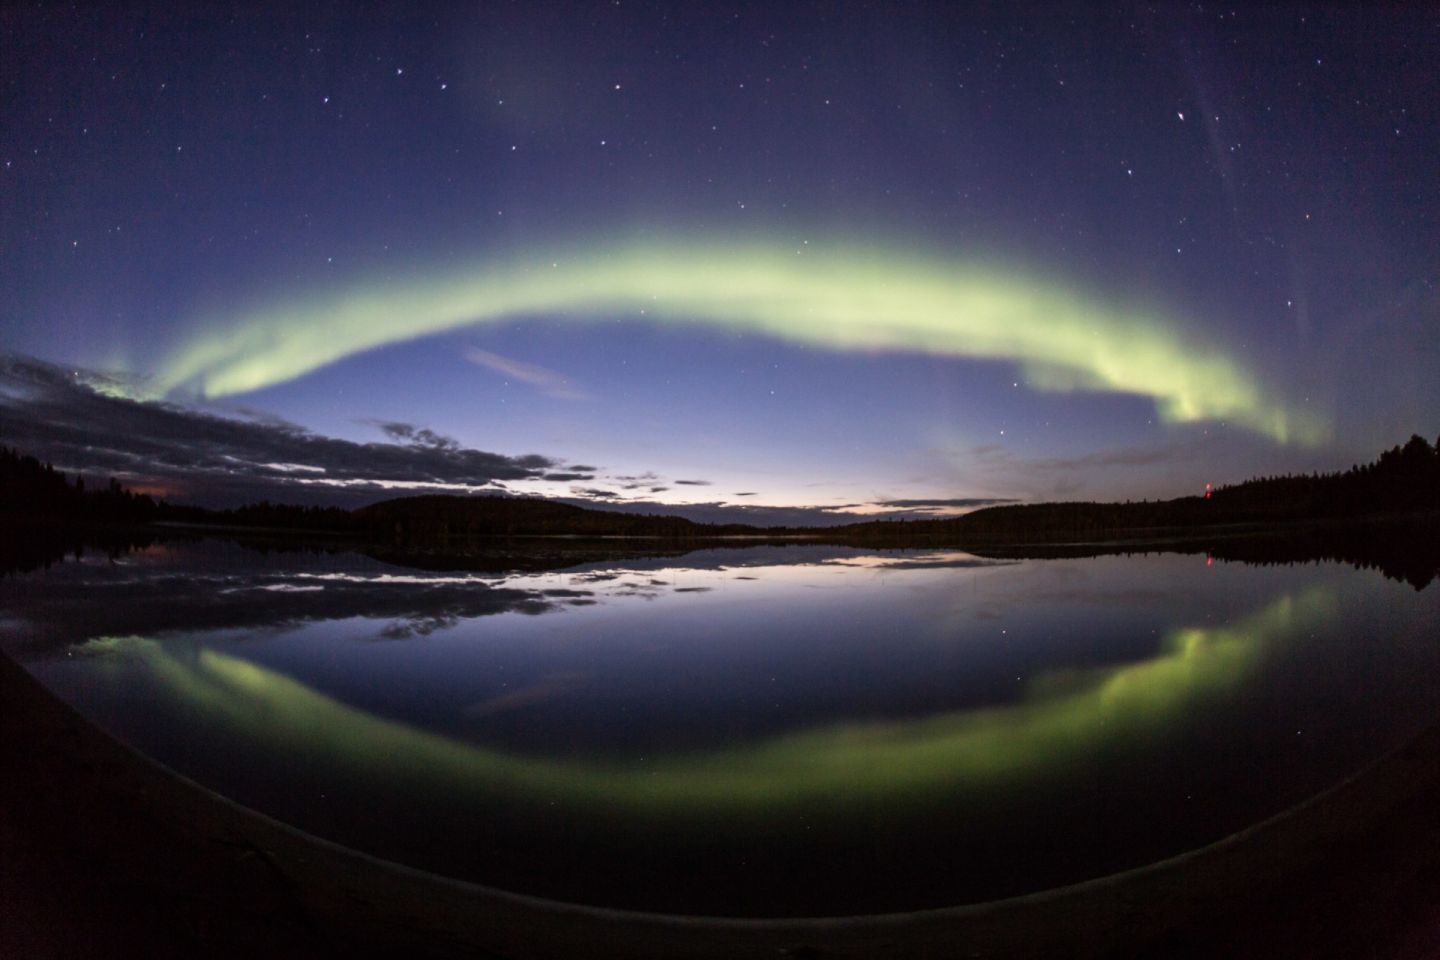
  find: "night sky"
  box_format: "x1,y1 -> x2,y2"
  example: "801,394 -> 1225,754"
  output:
2,4 -> 1437,523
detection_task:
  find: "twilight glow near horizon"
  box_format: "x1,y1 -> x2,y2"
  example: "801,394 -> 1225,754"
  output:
2,6 -> 1436,520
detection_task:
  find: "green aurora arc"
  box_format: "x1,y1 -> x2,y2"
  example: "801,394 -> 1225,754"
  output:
74,588 -> 1332,826
159,241 -> 1325,444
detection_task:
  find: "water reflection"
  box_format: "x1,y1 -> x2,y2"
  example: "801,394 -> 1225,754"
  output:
1,556 -> 558,652
3,539 -> 1437,913
66,587 -> 1331,819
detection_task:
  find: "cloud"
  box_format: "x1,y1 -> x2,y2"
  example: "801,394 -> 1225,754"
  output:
540,471 -> 596,482
568,486 -> 622,501
460,672 -> 588,720
957,438 -> 1248,501
966,442 -> 1188,476
873,497 -> 1020,509
0,355 -> 574,507
463,347 -> 591,400
157,239 -> 1326,444
1,558 -> 559,653
732,491 -> 757,497
822,556 -> 1015,571
673,479 -> 711,486
1030,448 -> 1183,471
370,420 -> 461,451
610,472 -> 662,490
553,497 -> 868,527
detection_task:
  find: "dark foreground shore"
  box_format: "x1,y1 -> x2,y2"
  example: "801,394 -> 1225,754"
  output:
3,650 -> 1439,959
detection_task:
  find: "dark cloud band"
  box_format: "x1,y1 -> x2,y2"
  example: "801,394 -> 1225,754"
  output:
0,355 -> 566,507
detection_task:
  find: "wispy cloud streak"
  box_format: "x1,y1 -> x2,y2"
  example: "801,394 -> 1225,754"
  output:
464,348 -> 591,400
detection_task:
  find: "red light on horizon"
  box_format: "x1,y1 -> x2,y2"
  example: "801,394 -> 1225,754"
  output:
1204,482 -> 1212,499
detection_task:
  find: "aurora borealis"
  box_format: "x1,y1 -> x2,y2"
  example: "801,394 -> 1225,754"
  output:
159,242 -> 1323,442
2,6 -> 1436,516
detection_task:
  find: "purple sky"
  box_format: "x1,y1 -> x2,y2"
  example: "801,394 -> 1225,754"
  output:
2,5 -> 1436,523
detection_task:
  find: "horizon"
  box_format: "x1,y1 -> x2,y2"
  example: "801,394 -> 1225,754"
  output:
6,425 -> 1435,532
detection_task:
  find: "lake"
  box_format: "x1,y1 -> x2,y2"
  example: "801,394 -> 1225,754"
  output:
3,537 -> 1437,917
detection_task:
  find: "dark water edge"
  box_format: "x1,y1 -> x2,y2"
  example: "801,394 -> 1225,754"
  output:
6,647 -> 1440,958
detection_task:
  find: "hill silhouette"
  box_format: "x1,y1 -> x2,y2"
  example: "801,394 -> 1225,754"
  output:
356,494 -> 766,541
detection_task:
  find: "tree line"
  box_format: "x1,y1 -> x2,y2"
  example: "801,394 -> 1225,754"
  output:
3,433 -> 1437,545
0,446 -> 159,523
835,434 -> 1440,544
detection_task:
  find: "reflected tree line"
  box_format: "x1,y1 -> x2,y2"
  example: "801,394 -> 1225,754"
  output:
965,521 -> 1440,591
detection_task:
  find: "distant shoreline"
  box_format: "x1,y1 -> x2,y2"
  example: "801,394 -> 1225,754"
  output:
6,508 -> 1437,590
5,433 -> 1438,588
46,504 -> 1440,547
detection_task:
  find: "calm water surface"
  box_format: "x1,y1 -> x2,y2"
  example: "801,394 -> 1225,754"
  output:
4,539 -> 1438,916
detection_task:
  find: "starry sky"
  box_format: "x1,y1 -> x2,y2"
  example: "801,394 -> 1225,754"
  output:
2,4 -> 1437,523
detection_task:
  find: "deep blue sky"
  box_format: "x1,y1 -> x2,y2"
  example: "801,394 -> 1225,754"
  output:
2,4 -> 1436,520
